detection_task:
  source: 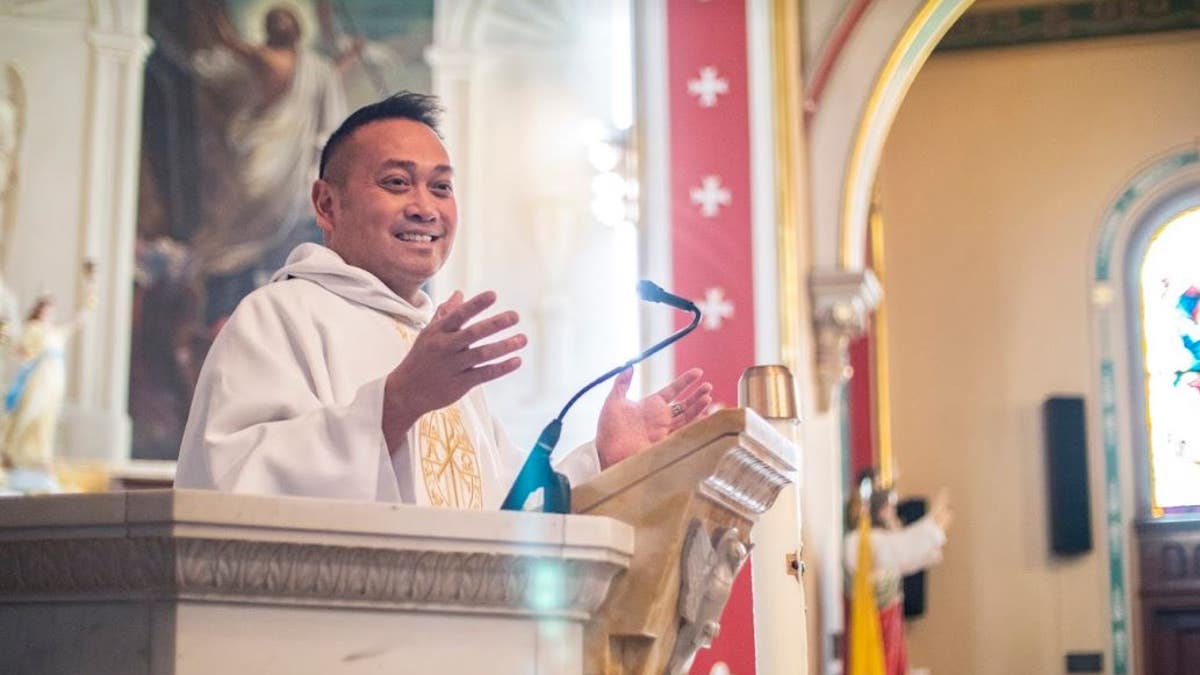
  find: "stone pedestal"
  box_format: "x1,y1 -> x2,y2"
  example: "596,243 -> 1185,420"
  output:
0,490 -> 633,674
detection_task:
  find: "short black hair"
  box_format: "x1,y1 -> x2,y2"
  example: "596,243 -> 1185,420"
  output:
318,91 -> 444,180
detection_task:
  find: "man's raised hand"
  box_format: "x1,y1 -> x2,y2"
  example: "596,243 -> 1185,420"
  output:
595,367 -> 713,469
382,290 -> 525,453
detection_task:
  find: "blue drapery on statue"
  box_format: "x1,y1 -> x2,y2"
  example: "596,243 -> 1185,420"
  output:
4,353 -> 45,413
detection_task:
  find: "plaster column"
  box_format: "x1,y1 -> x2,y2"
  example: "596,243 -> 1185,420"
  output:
810,269 -> 881,414
64,1 -> 151,462
806,267 -> 881,675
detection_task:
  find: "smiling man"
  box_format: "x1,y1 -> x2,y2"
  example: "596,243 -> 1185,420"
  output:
175,92 -> 712,508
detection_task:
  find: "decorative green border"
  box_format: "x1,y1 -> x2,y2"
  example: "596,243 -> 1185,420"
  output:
1098,360 -> 1129,675
1096,150 -> 1200,282
1092,148 -> 1200,675
939,0 -> 1200,51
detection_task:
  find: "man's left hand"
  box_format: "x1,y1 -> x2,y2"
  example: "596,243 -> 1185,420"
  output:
595,368 -> 712,469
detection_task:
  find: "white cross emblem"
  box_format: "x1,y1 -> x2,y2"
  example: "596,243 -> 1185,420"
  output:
687,66 -> 729,108
689,175 -> 731,218
697,287 -> 735,330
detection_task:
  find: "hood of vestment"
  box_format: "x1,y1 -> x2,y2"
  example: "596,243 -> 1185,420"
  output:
270,243 -> 435,327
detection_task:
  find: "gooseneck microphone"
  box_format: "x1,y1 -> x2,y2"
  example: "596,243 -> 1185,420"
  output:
636,279 -> 698,313
500,281 -> 703,513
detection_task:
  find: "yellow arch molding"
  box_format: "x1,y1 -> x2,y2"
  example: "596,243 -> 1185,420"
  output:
838,0 -> 975,268
770,0 -> 806,373
868,201 -> 895,486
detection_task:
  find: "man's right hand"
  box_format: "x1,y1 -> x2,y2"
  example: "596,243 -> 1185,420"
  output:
382,290 -> 526,453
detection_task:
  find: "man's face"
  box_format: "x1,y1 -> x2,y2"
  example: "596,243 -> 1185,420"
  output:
313,118 -> 457,302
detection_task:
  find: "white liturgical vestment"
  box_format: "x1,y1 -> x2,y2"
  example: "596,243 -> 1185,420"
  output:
176,243 -> 600,508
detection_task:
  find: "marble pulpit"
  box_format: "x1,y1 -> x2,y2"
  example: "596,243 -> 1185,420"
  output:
0,490 -> 633,674
0,408 -> 799,674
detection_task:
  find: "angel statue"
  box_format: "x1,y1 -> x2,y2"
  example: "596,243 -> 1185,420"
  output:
666,520 -> 750,674
0,260 -> 97,495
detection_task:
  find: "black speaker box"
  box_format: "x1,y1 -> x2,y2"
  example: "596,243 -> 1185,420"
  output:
1042,396 -> 1093,555
896,497 -> 927,618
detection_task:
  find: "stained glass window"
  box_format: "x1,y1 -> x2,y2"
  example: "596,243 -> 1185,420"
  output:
1140,207 -> 1200,516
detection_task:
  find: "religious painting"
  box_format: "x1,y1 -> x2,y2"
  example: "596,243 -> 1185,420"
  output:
1139,207 -> 1200,515
131,0 -> 433,459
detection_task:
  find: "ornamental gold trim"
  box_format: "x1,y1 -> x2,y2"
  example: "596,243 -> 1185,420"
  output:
418,404 -> 483,510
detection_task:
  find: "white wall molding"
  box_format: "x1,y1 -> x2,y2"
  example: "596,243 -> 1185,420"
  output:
64,0 -> 147,462
633,0 -> 673,388
86,28 -> 152,58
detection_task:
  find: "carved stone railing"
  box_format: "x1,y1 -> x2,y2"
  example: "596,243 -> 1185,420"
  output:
0,490 -> 633,674
573,408 -> 797,675
0,536 -> 622,616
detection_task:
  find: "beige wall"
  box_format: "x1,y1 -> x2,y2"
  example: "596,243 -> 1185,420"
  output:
876,31 -> 1200,675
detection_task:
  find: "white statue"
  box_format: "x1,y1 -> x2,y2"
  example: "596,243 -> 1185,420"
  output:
667,520 -> 751,674
0,261 -> 96,494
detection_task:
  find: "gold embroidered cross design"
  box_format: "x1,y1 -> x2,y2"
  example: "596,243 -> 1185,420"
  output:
418,404 -> 483,509
395,320 -> 483,510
